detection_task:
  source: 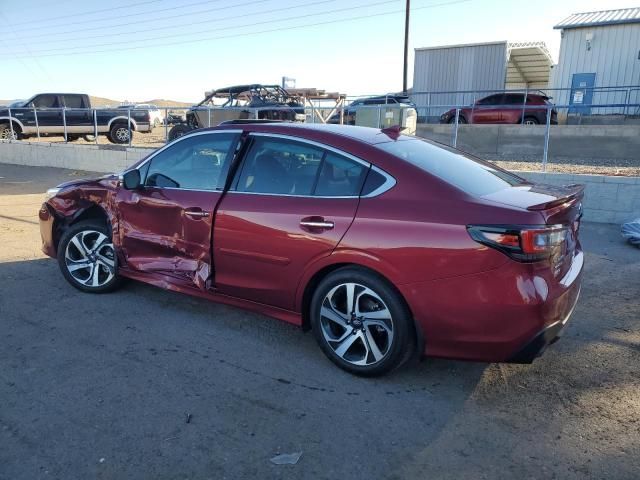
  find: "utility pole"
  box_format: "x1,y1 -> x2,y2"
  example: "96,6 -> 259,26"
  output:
403,0 -> 410,93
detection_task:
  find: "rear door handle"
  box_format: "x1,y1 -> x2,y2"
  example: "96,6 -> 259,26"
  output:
300,217 -> 334,230
185,208 -> 210,218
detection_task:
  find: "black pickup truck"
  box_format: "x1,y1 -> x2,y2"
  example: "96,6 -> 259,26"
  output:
0,93 -> 152,144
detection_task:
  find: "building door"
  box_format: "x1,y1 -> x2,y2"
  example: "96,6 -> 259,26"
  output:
569,73 -> 596,114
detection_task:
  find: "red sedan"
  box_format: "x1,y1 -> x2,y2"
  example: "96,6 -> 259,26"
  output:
39,122 -> 583,376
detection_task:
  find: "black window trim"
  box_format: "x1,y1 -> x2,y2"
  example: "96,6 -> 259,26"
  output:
227,132 -> 395,199
123,129 -> 243,192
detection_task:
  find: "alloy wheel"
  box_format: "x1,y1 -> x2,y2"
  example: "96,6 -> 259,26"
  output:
0,126 -> 18,140
319,283 -> 394,366
115,127 -> 130,142
64,230 -> 116,288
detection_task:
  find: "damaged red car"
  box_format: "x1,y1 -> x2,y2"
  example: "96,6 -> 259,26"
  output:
39,122 -> 584,376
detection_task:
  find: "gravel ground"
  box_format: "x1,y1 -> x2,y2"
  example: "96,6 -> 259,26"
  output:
1,164 -> 639,480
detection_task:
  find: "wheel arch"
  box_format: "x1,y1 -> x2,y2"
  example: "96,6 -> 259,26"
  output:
0,117 -> 25,132
53,202 -> 113,252
108,116 -> 138,130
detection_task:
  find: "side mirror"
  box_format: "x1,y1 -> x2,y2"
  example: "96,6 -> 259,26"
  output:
122,169 -> 141,190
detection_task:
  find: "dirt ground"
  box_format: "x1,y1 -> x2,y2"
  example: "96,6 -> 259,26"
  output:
0,164 -> 638,480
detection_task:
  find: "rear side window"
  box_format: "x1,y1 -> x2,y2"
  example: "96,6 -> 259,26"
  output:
63,95 -> 87,108
503,94 -> 524,104
315,152 -> 367,197
236,137 -> 324,195
376,139 -> 526,196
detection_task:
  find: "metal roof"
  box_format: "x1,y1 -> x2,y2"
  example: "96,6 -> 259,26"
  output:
554,7 -> 640,29
506,42 -> 553,86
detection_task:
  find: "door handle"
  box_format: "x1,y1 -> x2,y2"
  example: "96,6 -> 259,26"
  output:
185,209 -> 210,218
300,218 -> 334,230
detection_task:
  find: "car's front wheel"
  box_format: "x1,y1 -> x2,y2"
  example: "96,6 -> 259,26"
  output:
57,220 -> 121,293
310,267 -> 415,376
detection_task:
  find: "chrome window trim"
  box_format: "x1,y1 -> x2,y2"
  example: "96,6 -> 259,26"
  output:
231,132 -> 396,199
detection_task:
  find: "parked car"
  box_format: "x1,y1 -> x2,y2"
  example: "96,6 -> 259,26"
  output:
0,93 -> 152,143
329,94 -> 416,123
168,84 -> 305,140
39,122 -> 583,376
166,110 -> 187,125
131,103 -> 164,127
440,93 -> 558,125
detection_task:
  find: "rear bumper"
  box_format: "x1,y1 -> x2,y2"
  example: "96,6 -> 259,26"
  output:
399,250 -> 584,363
507,286 -> 580,363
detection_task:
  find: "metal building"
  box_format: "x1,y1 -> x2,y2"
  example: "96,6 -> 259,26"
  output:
551,7 -> 640,114
412,41 -> 553,119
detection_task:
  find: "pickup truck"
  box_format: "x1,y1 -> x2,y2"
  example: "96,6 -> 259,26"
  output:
0,93 -> 152,144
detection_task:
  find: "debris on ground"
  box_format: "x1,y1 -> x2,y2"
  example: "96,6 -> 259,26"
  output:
270,452 -> 303,465
185,413 -> 192,424
621,219 -> 640,247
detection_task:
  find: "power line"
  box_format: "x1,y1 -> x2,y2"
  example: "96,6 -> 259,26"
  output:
3,0 -> 471,59
9,0 -> 167,26
23,0 -> 338,45
10,0 -> 400,54
10,0 -> 237,34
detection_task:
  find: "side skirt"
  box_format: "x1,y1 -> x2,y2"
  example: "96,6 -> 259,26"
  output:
118,267 -> 302,327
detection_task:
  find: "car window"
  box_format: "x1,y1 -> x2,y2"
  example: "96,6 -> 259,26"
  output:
236,137 -> 324,195
144,133 -> 239,191
503,94 -> 524,105
315,152 -> 367,197
477,95 -> 502,106
31,95 -> 59,108
376,138 -> 527,197
63,95 -> 87,108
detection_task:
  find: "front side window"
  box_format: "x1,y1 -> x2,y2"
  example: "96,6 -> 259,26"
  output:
477,94 -> 503,106
31,95 -> 59,108
144,133 -> 238,191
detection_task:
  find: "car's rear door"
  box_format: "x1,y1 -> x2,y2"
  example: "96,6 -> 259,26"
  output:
62,94 -> 92,134
116,130 -> 240,288
212,133 -> 368,310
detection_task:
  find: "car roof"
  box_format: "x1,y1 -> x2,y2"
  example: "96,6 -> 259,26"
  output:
212,122 -> 407,145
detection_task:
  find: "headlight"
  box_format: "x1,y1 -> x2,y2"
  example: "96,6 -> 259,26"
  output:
44,187 -> 61,201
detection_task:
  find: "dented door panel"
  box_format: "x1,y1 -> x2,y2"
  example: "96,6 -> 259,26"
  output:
116,187 -> 220,289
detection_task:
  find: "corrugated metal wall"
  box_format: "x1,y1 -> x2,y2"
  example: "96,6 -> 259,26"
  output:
551,24 -> 640,112
411,42 -> 507,118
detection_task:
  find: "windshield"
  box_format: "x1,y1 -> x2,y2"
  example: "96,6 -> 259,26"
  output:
376,138 -> 527,196
8,100 -> 25,108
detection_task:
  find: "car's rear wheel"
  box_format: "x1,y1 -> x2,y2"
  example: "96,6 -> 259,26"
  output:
108,123 -> 131,144
310,267 -> 414,376
448,115 -> 466,124
57,220 -> 121,293
523,116 -> 539,125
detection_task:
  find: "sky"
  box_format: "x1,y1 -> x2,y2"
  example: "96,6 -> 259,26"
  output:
1,0 -> 638,102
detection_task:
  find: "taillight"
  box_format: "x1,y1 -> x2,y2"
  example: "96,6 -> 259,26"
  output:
467,225 -> 568,262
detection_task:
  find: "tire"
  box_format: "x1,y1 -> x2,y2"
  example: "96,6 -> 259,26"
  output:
168,124 -> 194,141
523,116 -> 539,125
83,134 -> 96,142
310,267 -> 415,376
448,115 -> 466,124
57,220 -> 121,294
0,122 -> 21,140
108,123 -> 131,144
66,134 -> 80,142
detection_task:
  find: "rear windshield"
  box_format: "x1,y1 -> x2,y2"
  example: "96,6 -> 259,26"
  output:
376,139 -> 527,196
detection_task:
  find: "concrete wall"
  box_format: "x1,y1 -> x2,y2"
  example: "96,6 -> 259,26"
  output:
0,140 -> 638,224
416,124 -> 640,160
517,171 -> 640,224
0,140 -> 154,173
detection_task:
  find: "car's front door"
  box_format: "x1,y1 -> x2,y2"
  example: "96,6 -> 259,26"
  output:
213,133 -> 368,310
116,130 -> 240,288
470,94 -> 504,124
27,94 -> 63,134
